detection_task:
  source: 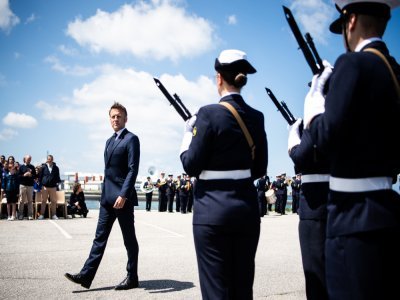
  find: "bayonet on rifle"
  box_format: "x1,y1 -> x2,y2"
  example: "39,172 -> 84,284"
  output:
153,77 -> 192,121
283,6 -> 323,76
265,87 -> 296,125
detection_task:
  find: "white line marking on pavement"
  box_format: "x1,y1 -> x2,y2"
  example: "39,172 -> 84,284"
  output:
138,221 -> 184,238
49,220 -> 72,239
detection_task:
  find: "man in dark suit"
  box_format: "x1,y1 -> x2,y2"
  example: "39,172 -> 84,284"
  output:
65,102 -> 140,290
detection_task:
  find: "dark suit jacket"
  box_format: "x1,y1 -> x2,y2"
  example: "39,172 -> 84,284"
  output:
101,128 -> 140,206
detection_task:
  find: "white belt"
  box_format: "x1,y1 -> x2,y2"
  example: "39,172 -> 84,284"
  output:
199,169 -> 251,180
301,174 -> 330,183
330,176 -> 392,192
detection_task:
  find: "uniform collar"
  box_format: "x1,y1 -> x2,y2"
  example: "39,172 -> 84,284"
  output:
355,37 -> 382,52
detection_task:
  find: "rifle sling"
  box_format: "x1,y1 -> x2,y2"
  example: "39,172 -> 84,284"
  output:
363,48 -> 400,99
219,102 -> 255,160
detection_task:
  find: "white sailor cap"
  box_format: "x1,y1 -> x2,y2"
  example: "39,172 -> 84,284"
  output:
330,0 -> 400,34
214,49 -> 257,74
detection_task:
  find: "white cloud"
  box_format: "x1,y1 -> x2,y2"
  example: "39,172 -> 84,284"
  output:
227,15 -> 237,25
0,128 -> 18,140
36,65 -> 217,175
2,112 -> 38,128
58,44 -> 78,56
44,55 -> 93,76
66,0 -> 217,61
25,13 -> 36,24
0,0 -> 20,34
290,0 -> 335,45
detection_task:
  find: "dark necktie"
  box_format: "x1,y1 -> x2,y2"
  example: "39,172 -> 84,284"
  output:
108,133 -> 118,152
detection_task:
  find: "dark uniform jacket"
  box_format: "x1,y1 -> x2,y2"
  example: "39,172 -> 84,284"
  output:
180,93 -> 268,226
290,129 -> 329,220
309,40 -> 400,236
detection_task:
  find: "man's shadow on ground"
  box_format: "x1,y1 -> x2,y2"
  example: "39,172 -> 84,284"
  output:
72,279 -> 195,294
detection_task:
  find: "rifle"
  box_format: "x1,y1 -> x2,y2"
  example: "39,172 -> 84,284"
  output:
153,77 -> 192,121
283,6 -> 323,76
265,87 -> 296,125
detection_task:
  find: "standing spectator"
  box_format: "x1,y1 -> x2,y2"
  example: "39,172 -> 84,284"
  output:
2,162 -> 19,221
304,1 -> 400,298
17,155 -> 36,220
291,174 -> 301,214
33,165 -> 43,218
38,155 -> 61,220
166,174 -> 176,213
180,49 -> 267,299
143,176 -> 154,211
68,182 -> 88,218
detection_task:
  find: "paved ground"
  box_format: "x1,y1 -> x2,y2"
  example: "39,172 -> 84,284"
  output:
0,210 -> 306,300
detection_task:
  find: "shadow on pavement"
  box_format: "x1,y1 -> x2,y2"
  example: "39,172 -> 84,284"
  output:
71,279 -> 195,294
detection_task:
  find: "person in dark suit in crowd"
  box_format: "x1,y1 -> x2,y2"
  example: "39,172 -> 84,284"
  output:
303,1 -> 400,298
166,174 -> 176,212
17,154 -> 36,220
290,174 -> 301,214
143,176 -> 154,211
187,176 -> 194,212
180,49 -> 268,299
65,102 -> 140,290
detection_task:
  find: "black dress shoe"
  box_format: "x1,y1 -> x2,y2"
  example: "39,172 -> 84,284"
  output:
114,277 -> 139,290
64,272 -> 92,289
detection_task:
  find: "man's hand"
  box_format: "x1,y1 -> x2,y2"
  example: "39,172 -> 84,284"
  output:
304,60 -> 333,128
113,196 -> 126,209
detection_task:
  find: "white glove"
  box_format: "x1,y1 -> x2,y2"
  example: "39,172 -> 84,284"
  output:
185,115 -> 197,133
303,60 -> 333,128
180,115 -> 197,155
288,118 -> 303,152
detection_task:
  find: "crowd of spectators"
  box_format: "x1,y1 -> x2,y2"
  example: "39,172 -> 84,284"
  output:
0,153 -> 74,221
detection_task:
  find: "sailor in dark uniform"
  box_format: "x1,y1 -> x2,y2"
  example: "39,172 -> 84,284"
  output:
156,172 -> 167,212
271,175 -> 280,213
290,174 -> 301,214
179,173 -> 190,214
303,1 -> 400,298
256,175 -> 268,217
288,119 -> 329,300
180,49 -> 267,299
166,174 -> 176,212
174,175 -> 182,212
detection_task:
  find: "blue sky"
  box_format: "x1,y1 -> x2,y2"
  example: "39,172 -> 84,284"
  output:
1,0 -> 399,183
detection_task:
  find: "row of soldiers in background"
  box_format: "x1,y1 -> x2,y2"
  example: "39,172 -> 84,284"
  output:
256,173 -> 302,217
142,172 -> 194,213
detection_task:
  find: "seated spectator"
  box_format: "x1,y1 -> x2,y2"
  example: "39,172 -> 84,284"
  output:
2,162 -> 19,221
68,182 -> 88,218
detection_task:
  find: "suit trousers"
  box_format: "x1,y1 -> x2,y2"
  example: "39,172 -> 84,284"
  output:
80,201 -> 139,281
193,223 -> 260,300
18,185 -> 34,217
